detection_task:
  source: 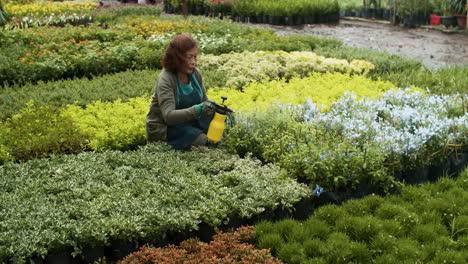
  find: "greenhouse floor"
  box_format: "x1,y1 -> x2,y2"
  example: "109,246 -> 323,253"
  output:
251,19 -> 468,70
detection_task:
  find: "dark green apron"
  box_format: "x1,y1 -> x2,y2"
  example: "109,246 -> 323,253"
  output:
167,73 -> 212,150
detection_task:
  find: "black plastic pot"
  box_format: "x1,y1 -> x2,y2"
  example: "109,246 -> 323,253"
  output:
105,241 -> 137,262
83,246 -> 105,263
440,16 -> 457,28
294,16 -> 304,25
449,153 -> 468,175
361,8 -> 371,19
45,250 -> 72,264
382,8 -> 391,20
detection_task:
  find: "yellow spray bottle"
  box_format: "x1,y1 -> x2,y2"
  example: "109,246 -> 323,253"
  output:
207,96 -> 233,143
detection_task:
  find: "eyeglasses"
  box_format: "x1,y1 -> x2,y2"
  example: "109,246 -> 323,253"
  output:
185,53 -> 198,61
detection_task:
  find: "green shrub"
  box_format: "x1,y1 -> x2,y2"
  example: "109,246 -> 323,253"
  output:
62,98 -> 148,152
411,223 -> 448,243
257,233 -> 284,256
302,239 -> 324,258
302,218 -> 331,241
343,195 -> 385,216
314,45 -> 423,75
335,216 -> 381,243
276,242 -> 306,264
370,232 -> 399,255
0,103 -> 86,163
314,205 -> 350,227
255,170 -> 468,263
0,143 -> 310,262
380,65 -> 468,96
0,69 -> 158,120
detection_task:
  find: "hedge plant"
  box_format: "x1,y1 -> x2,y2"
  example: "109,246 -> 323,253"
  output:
0,143 -> 310,262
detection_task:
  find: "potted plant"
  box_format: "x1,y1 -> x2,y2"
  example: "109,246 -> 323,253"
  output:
449,0 -> 467,28
439,0 -> 458,27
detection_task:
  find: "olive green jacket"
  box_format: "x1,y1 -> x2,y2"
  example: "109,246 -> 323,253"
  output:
146,68 -> 208,142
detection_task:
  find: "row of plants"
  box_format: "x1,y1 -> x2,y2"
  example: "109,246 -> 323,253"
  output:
220,87 -> 467,191
199,51 -> 374,90
115,168 -> 468,264
2,74 -> 466,193
3,4 -> 165,29
0,143 -> 310,263
165,0 -> 340,25
0,70 -> 395,164
254,168 -> 468,263
1,49 -> 465,123
0,50 -> 369,121
119,226 -> 282,264
0,15 -> 342,86
3,0 -> 97,18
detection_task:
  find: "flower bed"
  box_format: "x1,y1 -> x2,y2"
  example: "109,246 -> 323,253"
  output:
0,144 -> 310,262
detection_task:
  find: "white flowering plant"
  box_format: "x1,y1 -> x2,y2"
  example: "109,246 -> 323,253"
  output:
222,88 -> 467,191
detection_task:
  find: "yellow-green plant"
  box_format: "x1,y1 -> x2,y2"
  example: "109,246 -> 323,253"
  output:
4,0 -> 97,18
208,72 -> 395,112
62,97 -> 149,152
200,51 -> 375,90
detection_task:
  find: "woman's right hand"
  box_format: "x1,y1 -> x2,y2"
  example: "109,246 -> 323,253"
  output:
195,101 -> 216,117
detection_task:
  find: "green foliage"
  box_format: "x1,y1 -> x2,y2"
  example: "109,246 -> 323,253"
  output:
200,51 -> 375,91
257,234 -> 284,255
255,169 -> 468,263
0,143 -> 310,262
0,69 -> 158,120
0,103 -> 86,163
62,98 -> 148,152
93,5 -> 163,24
210,72 -> 394,112
314,45 -> 423,75
277,242 -> 306,264
222,107 -> 393,191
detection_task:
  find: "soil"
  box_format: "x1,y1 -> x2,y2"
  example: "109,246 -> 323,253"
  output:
252,19 -> 468,70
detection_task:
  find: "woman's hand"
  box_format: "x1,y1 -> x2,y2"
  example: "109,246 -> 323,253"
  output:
195,101 -> 216,117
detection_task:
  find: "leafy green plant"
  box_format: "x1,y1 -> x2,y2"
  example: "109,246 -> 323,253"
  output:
449,0 -> 467,14
0,143 -> 310,262
0,103 -> 86,163
255,169 -> 468,263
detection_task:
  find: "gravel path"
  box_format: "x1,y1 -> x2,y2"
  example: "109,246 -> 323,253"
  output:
251,19 -> 468,70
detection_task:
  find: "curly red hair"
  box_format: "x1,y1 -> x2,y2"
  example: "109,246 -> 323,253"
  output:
162,34 -> 198,73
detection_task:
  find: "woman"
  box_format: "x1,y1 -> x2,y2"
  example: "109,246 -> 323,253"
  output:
146,34 -> 215,149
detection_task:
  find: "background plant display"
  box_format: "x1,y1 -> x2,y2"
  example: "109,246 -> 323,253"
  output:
0,144 -> 310,262
255,169 -> 468,263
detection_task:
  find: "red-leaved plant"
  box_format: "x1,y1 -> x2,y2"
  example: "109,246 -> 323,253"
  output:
118,226 -> 283,264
